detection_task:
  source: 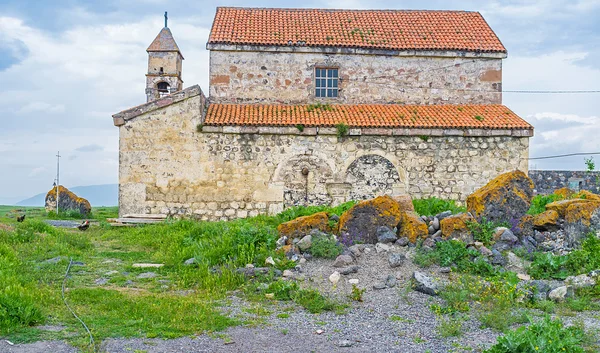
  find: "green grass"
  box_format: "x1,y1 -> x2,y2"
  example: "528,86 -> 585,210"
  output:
528,234 -> 600,280
0,203 -> 352,350
527,194 -> 564,215
0,205 -> 118,223
412,197 -> 466,216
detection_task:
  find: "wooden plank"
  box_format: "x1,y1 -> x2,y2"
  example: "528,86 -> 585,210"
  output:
121,214 -> 167,219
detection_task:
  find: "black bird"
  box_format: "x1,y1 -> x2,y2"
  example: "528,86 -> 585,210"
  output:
77,220 -> 90,231
16,214 -> 25,222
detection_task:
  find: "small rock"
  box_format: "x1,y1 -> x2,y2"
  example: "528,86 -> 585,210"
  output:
421,215 -> 428,222
137,272 -> 158,279
422,238 -> 435,249
257,283 -> 269,291
517,273 -> 531,281
507,252 -> 524,269
500,229 -> 519,244
333,255 -> 354,268
432,230 -> 442,239
437,211 -> 452,220
479,246 -> 493,257
439,267 -> 451,274
340,265 -> 360,275
548,285 -> 575,302
245,263 -> 255,268
491,250 -> 507,266
373,283 -> 387,290
428,225 -> 436,234
276,236 -> 287,248
565,274 -> 596,289
132,263 -> 164,268
105,270 -> 118,276
283,270 -> 294,278
265,293 -> 275,299
388,253 -> 406,268
375,242 -> 391,253
299,258 -> 307,264
364,247 -> 372,254
329,214 -> 340,222
474,241 -> 484,249
385,274 -> 397,288
94,278 -> 108,285
412,271 -> 441,296
338,340 -> 353,347
349,245 -> 362,257
184,257 -> 197,266
329,271 -> 341,285
395,237 -> 409,247
377,226 -> 397,243
432,217 -> 440,230
349,278 -> 359,285
265,257 -> 276,266
303,253 -> 313,260
316,329 -> 324,335
297,235 -> 312,251
589,269 -> 600,278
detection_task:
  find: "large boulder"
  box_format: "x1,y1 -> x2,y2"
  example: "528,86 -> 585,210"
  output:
553,187 -> 575,199
466,170 -> 534,224
45,185 -> 91,216
533,210 -> 560,231
546,199 -> 592,218
392,195 -> 415,213
564,201 -> 600,247
440,213 -> 476,244
338,196 -> 402,244
398,212 -> 428,243
277,212 -> 330,244
515,214 -> 534,238
575,190 -> 600,202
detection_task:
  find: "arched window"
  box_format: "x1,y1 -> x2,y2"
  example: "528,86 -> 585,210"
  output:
157,82 -> 170,97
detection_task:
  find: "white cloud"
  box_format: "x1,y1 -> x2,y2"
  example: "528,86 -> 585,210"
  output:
28,167 -> 46,177
16,102 -> 65,114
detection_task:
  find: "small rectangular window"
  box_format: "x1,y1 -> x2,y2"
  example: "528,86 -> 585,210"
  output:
315,68 -> 338,98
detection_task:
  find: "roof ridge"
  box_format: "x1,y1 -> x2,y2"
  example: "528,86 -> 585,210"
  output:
215,7 -> 479,13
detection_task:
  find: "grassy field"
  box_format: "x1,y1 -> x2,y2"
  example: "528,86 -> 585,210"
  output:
0,199 -> 598,352
0,205 -> 118,223
0,203 -> 353,352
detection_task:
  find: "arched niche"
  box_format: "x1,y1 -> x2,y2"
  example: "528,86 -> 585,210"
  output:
272,155 -> 334,207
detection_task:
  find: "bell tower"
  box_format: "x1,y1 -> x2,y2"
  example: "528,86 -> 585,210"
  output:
145,12 -> 184,102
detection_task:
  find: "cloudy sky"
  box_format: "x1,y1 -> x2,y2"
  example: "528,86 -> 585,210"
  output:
0,0 -> 599,204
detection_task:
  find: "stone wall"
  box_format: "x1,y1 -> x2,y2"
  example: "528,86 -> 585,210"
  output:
117,93 -> 530,220
208,47 -> 503,105
529,170 -> 600,194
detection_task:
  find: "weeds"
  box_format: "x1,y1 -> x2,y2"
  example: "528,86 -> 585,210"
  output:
528,234 -> 600,280
309,234 -> 343,259
467,218 -> 508,246
412,197 -> 466,216
349,284 -> 366,302
335,122 -> 349,138
527,194 -> 564,215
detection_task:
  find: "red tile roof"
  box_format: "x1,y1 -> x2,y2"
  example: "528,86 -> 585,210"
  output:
208,7 -> 506,53
205,104 -> 531,130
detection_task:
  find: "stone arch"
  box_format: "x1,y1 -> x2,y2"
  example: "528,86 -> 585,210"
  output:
272,154 -> 334,207
345,154 -> 407,200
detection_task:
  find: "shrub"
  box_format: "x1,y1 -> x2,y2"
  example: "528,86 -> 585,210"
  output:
485,316 -> 587,353
412,197 -> 466,216
349,284 -> 366,302
335,122 -> 349,138
528,234 -> 600,280
527,194 -> 564,215
310,234 -> 343,259
467,218 -> 508,246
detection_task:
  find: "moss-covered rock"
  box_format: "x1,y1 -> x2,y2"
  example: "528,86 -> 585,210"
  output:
398,211 -> 428,243
545,199 -> 591,218
515,214 -> 534,238
564,201 -> 600,247
466,170 -> 534,224
277,212 -> 330,244
338,196 -> 402,244
45,185 -> 91,216
440,213 -> 476,244
553,187 -> 575,199
574,190 -> 600,202
533,210 -> 560,231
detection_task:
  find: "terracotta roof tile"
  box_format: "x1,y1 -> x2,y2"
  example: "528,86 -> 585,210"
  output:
208,7 -> 506,53
205,104 -> 531,130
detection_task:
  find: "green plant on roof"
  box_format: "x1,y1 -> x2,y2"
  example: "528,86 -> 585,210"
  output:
457,107 -> 463,112
307,103 -> 333,113
474,115 -> 484,122
326,35 -> 333,41
196,123 -> 204,133
295,124 -> 305,132
335,122 -> 349,138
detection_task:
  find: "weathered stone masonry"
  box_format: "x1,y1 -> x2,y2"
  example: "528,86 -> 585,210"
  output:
116,89 -> 529,220
208,46 -> 504,105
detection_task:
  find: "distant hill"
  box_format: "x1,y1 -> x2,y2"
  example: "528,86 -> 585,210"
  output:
16,184 -> 118,207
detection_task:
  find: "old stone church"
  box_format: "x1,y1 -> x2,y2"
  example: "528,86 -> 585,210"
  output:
113,7 -> 533,220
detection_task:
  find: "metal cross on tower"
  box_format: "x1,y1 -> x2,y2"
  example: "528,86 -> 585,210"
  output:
164,11 -> 168,27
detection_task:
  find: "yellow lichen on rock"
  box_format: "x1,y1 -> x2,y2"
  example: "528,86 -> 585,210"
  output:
398,211 -> 428,243
564,202 -> 600,226
546,199 -> 592,218
533,210 -> 559,230
440,213 -> 476,243
466,170 -> 534,224
277,212 -> 330,243
574,190 -> 600,202
45,185 -> 92,215
553,187 -> 575,199
338,195 -> 402,243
